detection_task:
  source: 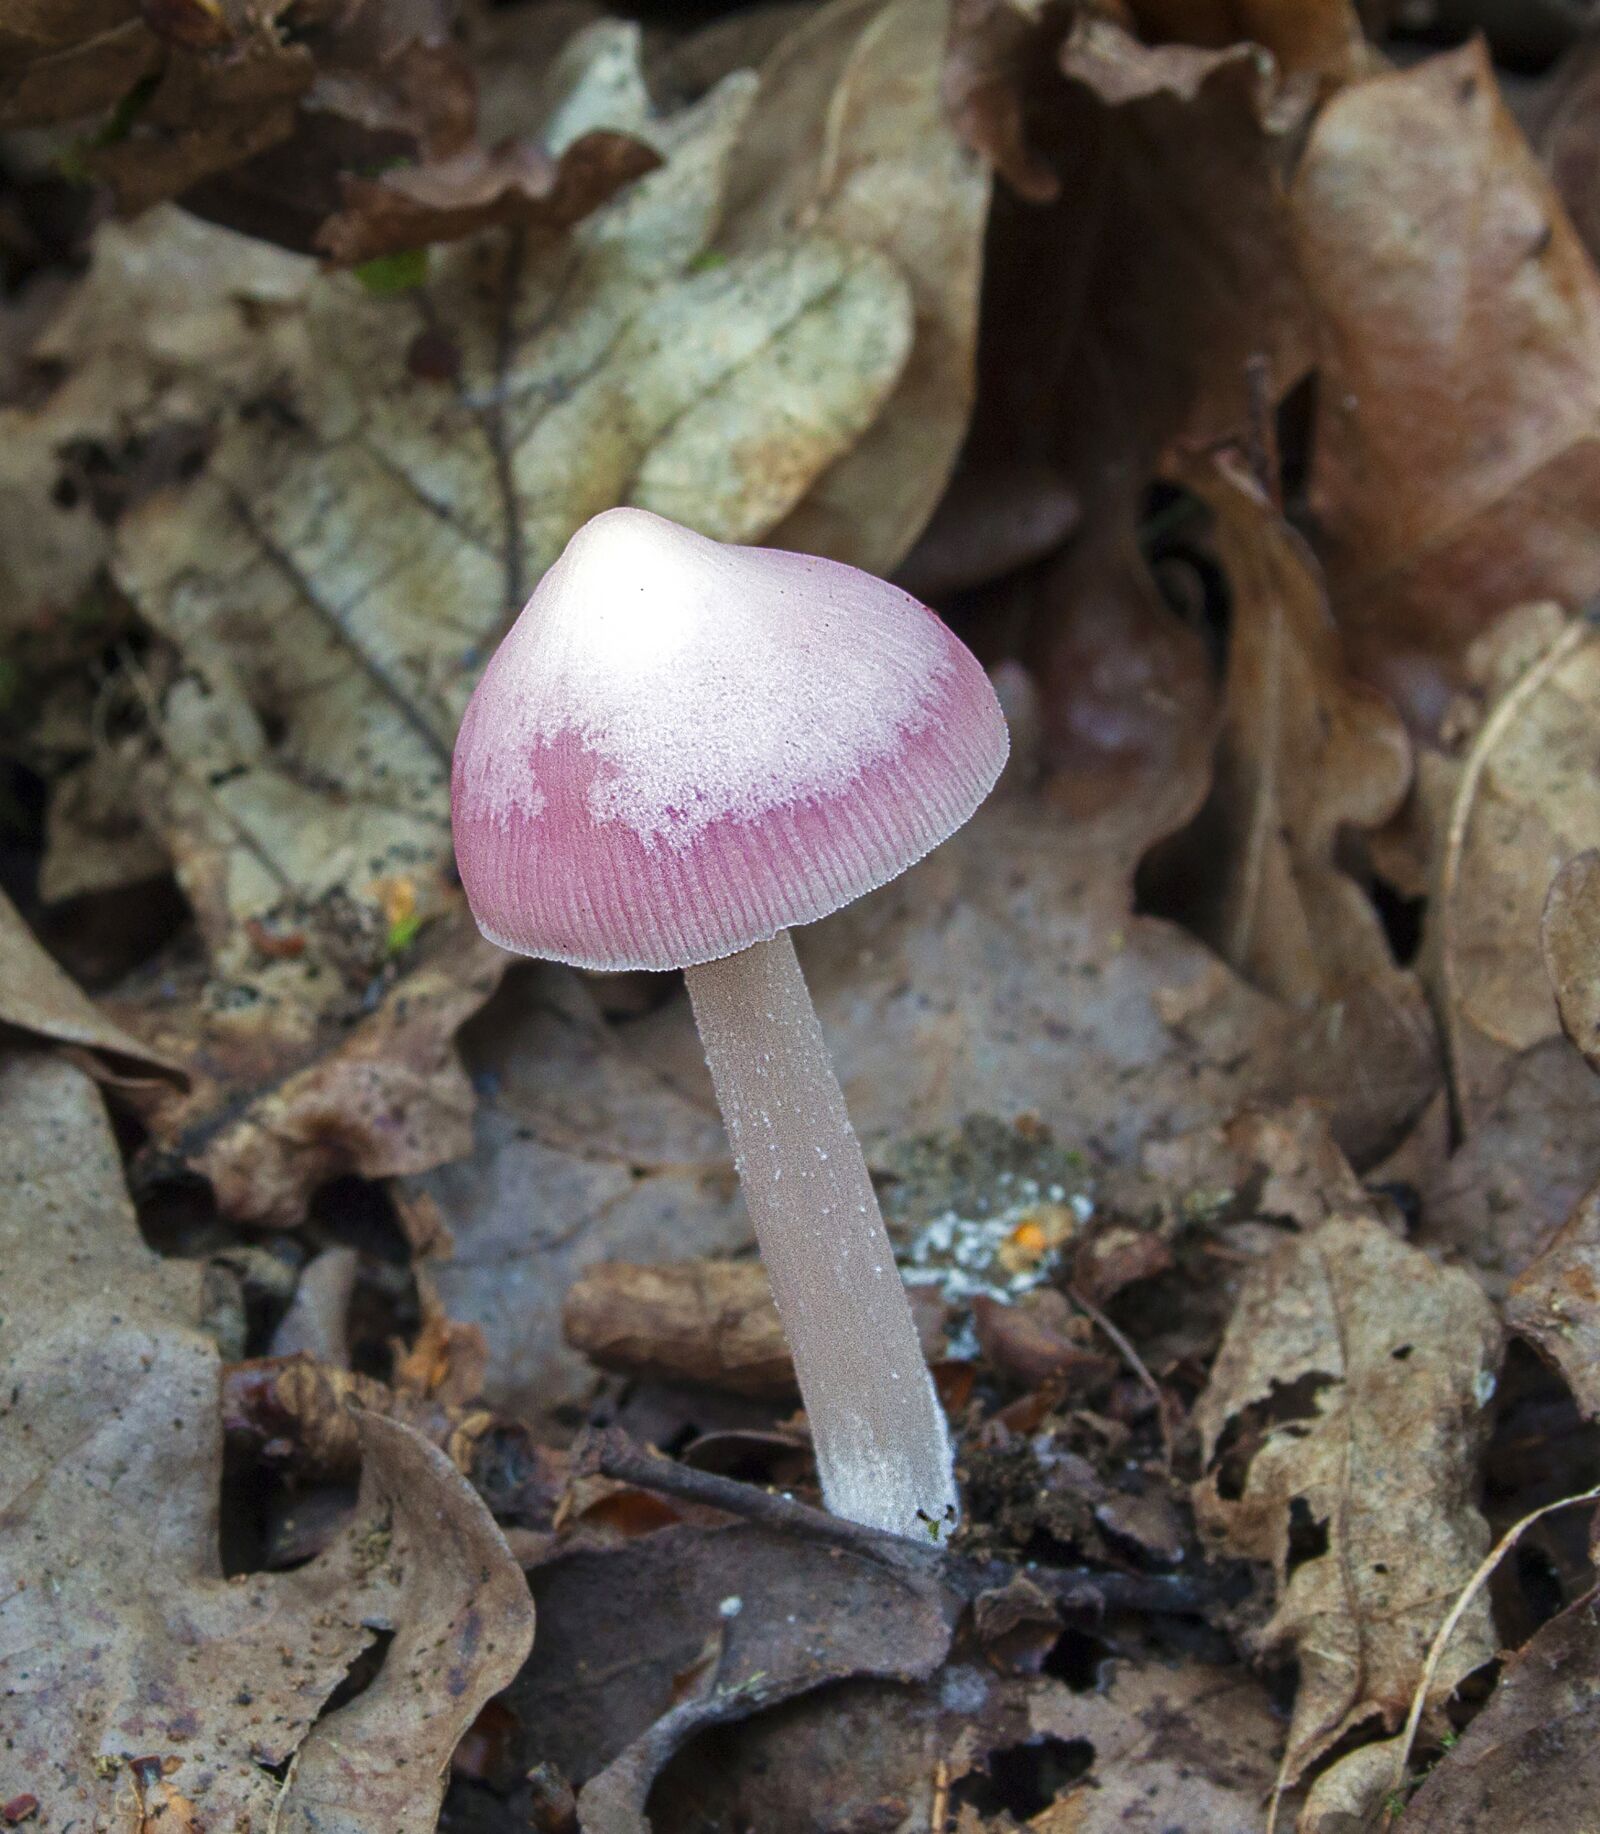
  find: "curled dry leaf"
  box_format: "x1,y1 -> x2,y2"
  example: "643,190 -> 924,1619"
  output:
1405,1588 -> 1600,1833
0,882 -> 183,1081
315,128 -> 663,266
1295,43 -> 1600,727
1179,448 -> 1416,1006
1123,0 -> 1367,83
0,1051 -> 533,1833
109,916 -> 509,1227
1542,848 -> 1600,1070
273,1412 -> 535,1834
1507,1179 -> 1600,1421
943,0 -> 1062,204
1193,1215 -> 1502,1782
223,1352 -> 494,1479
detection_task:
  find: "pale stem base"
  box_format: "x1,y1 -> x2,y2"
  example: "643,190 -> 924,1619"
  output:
685,929 -> 958,1541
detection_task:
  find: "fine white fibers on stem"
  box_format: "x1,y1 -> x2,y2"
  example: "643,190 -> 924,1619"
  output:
686,929 -> 959,1542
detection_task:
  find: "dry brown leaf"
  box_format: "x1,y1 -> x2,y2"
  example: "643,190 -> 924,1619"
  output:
514,1523 -> 954,1826
1507,1179 -> 1600,1421
1416,1036 -> 1600,1296
1405,1588 -> 1600,1833
1296,43 -> 1600,727
1180,448 -> 1414,1004
0,1050 -> 534,1832
1428,618 -> 1600,1128
943,0 -> 1062,203
1125,0 -> 1366,80
222,1352 -> 494,1478
660,1649 -> 1284,1832
1542,848 -> 1600,1071
563,1259 -> 793,1399
109,915 -> 509,1226
1194,1215 -> 1502,1782
273,1412 -> 535,1834
315,128 -> 662,265
1136,1100 -> 1373,1231
0,882 -> 183,1080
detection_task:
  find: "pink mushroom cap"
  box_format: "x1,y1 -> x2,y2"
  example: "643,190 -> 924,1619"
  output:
451,508 -> 1009,972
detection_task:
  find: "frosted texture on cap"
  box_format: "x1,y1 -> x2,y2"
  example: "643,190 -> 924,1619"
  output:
452,508 -> 1008,971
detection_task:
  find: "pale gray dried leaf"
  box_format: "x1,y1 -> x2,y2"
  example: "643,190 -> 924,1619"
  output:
725,0 -> 991,574
1194,1216 -> 1502,1782
0,1050 -> 533,1832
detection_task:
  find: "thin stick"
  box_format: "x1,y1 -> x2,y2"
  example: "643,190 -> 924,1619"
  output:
1068,1285 -> 1174,1469
579,1427 -> 1220,1616
1384,1480 -> 1600,1816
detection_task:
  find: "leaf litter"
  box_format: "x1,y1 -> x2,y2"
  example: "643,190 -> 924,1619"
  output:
5,2 -> 1600,1831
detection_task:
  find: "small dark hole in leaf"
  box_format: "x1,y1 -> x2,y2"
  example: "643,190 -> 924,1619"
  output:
952,1735 -> 1095,1819
1392,1345 -> 1414,1361
1212,1371 -> 1338,1500
1276,369 -> 1318,517
320,1627 -> 396,1717
1515,1543 -> 1566,1630
1370,877 -> 1426,966
1285,1496 -> 1330,1579
1043,1626 -> 1113,1691
51,475 -> 80,509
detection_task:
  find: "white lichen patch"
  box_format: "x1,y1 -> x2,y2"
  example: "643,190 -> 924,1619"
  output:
900,1172 -> 1095,1358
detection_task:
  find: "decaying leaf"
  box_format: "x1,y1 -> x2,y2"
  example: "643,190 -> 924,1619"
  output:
1405,1590 -> 1600,1833
110,913 -> 509,1226
514,1523 -> 954,1826
0,882 -> 182,1080
0,1050 -> 534,1831
1417,1036 -> 1600,1297
1507,1179 -> 1600,1421
273,1413 -> 535,1834
1429,618 -> 1600,1128
223,1352 -> 495,1478
314,128 -> 663,266
1542,848 -> 1600,1071
1295,43 -> 1600,726
1193,1215 -> 1502,1781
1180,449 -> 1414,1005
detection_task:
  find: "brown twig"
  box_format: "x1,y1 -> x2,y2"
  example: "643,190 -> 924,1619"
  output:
576,1427 -> 1223,1618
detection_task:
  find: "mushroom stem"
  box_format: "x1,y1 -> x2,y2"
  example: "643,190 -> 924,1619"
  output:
684,929 -> 958,1541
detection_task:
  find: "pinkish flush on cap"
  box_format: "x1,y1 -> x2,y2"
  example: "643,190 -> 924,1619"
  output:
452,507 -> 1008,1540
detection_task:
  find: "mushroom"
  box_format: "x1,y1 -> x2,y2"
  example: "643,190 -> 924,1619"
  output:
451,508 -> 1008,1540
